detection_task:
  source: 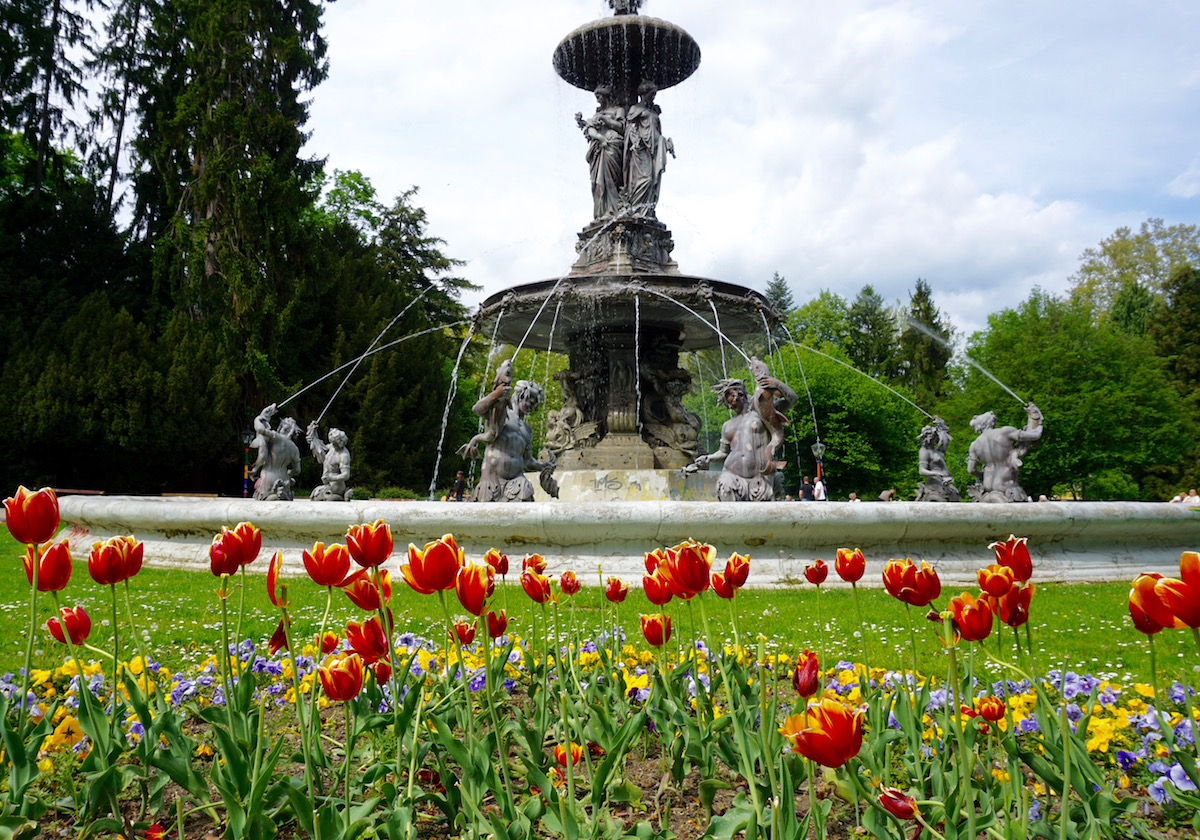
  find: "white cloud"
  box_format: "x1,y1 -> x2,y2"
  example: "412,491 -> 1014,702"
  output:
1167,161 -> 1200,199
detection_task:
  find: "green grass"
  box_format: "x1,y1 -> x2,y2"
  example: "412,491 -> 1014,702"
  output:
1,530 -> 1193,687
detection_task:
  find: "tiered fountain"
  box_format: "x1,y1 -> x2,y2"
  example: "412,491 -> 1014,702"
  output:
473,1 -> 776,501
54,2 -> 1198,583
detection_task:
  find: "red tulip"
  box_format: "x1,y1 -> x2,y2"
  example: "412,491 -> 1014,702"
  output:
792,649 -> 819,698
778,698 -> 864,768
87,535 -> 143,587
401,534 -> 463,594
4,486 -> 59,545
456,563 -> 495,616
484,548 -> 509,577
554,742 -> 583,767
209,522 -> 261,577
347,519 -> 393,568
486,609 -> 508,638
264,551 -> 287,607
834,548 -> 865,583
344,569 -> 391,611
23,540 -> 72,592
976,695 -> 1006,723
996,582 -> 1035,628
319,652 -> 364,702
881,558 -> 941,607
644,548 -> 668,575
1129,573 -> 1184,632
373,658 -> 392,685
711,570 -> 735,600
877,787 -> 917,820
304,541 -> 352,588
948,591 -> 993,642
450,620 -> 476,646
642,570 -> 674,606
1155,551 -> 1200,628
145,823 -> 167,840
559,570 -> 581,596
990,535 -> 1032,583
320,631 -> 340,654
523,553 -> 547,574
346,616 -> 389,664
661,539 -> 714,598
640,613 -> 672,647
977,563 -> 1016,598
804,559 -> 828,586
46,605 -> 90,646
725,553 -> 751,589
521,569 -> 553,604
605,577 -> 628,603
268,617 -> 290,655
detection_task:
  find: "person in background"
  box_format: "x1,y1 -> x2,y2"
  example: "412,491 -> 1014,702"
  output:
814,475 -> 827,501
879,488 -> 895,502
800,475 -> 814,502
453,470 -> 467,502
848,492 -> 861,503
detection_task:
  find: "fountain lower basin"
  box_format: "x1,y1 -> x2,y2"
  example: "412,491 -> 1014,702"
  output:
58,496 -> 1199,587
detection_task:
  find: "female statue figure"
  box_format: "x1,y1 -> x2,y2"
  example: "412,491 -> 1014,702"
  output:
575,85 -> 626,219
625,81 -> 673,218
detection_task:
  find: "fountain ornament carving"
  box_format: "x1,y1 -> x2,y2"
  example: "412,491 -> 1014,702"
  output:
468,3 -> 783,500
966,403 -> 1044,503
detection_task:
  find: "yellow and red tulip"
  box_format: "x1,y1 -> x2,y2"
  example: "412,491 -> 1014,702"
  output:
347,519 -> 393,568
450,620 -> 476,646
976,695 -> 1006,723
209,522 -> 261,577
521,569 -> 553,604
401,534 -> 463,594
642,569 -> 674,606
304,541 -> 352,588
711,570 -> 735,600
559,570 -> 581,596
725,553 -> 751,588
343,569 -> 391,611
792,649 -> 820,698
1154,551 -> 1200,628
4,486 -> 59,545
318,652 -> 365,702
948,591 -> 993,642
554,742 -> 583,767
46,605 -> 90,646
456,563 -> 495,616
266,551 -> 287,607
661,539 -> 714,598
990,535 -> 1032,583
977,563 -> 1016,598
996,581 -> 1035,628
640,613 -> 672,647
87,535 -> 143,587
804,558 -> 828,586
835,548 -> 865,583
605,576 -> 628,603
23,540 -> 72,592
877,787 -> 917,820
523,553 -> 547,574
268,616 -> 290,655
486,609 -> 508,638
778,697 -> 864,768
881,558 -> 941,607
1129,572 -> 1184,633
346,616 -> 390,664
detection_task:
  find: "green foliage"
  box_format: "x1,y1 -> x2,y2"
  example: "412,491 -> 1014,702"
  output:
845,284 -> 898,380
940,290 -> 1192,500
895,278 -> 953,410
1069,218 -> 1200,314
785,290 -> 850,350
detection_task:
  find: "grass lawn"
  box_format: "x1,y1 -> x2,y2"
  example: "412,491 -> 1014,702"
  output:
1,530 -> 1192,686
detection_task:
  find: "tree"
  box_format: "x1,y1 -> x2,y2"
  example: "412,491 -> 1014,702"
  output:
785,289 -> 851,349
1106,279 -> 1160,337
895,278 -> 954,410
1070,218 -> 1200,314
941,289 -> 1191,500
845,284 -> 897,380
764,271 -> 795,318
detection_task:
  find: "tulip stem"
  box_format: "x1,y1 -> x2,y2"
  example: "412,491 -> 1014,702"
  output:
439,591 -> 475,744
945,619 -> 975,840
849,582 -> 871,687
279,604 -> 319,840
813,585 -> 825,697
1058,663 -> 1072,840
16,543 -> 40,736
343,701 -> 353,837
235,566 -> 247,678
481,627 -> 517,818
369,567 -> 404,790
807,758 -> 824,840
218,577 -> 238,742
123,580 -> 152,696
308,586 -> 334,758
914,810 -> 946,840
110,584 -> 120,703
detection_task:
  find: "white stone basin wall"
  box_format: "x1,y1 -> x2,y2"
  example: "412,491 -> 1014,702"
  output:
56,496 -> 1200,587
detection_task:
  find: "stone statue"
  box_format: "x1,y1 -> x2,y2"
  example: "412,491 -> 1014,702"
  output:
544,367 -> 601,454
641,367 -> 701,463
457,359 -> 513,460
966,404 -> 1044,503
306,422 -> 352,501
914,416 -> 960,502
684,357 -> 797,501
608,0 -> 643,14
466,376 -> 559,502
575,86 -> 626,220
250,404 -> 302,501
624,81 -> 673,218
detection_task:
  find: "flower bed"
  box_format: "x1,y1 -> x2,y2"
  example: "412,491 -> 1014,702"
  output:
3,485 -> 1200,839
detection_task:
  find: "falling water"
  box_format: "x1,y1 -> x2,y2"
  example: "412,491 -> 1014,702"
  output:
780,325 -> 933,419
707,297 -> 729,378
634,293 -> 642,435
428,323 -> 478,500
902,316 -> 1028,407
276,320 -> 471,410
633,285 -> 752,367
314,287 -> 434,425
540,295 -> 565,443
691,351 -> 709,451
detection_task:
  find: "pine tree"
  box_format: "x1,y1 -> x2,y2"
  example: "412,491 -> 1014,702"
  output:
896,278 -> 954,409
845,284 -> 897,380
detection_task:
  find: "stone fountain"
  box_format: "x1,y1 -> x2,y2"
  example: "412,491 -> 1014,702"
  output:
54,2 -> 1200,583
471,3 -> 778,502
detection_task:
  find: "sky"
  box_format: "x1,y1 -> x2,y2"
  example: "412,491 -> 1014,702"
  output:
304,0 -> 1200,339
